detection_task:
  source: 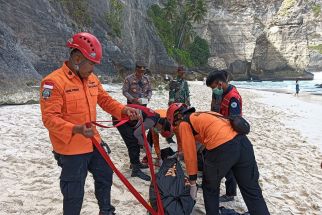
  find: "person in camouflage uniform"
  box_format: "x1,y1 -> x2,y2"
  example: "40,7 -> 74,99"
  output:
122,61 -> 152,106
168,66 -> 190,106
167,66 -> 191,145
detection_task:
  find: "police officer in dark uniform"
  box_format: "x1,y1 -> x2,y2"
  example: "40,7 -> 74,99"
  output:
123,61 -> 152,106
206,70 -> 242,203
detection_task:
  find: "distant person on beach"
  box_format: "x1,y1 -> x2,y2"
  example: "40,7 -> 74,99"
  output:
167,103 -> 270,215
40,32 -> 140,215
295,80 -> 300,96
206,70 -> 242,203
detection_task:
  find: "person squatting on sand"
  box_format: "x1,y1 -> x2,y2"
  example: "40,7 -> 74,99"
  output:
112,106 -> 172,182
112,116 -> 152,181
40,32 -> 140,215
166,103 -> 270,215
127,105 -> 172,147
145,109 -> 180,165
206,70 -> 243,203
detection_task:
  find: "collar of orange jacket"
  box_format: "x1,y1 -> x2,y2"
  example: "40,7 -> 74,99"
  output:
62,61 -> 78,80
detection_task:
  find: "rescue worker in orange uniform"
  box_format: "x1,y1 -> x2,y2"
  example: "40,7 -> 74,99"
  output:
206,70 -> 242,202
166,103 -> 270,215
145,109 -> 175,165
40,32 -> 139,215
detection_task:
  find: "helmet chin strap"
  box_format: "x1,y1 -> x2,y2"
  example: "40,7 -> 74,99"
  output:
71,59 -> 88,79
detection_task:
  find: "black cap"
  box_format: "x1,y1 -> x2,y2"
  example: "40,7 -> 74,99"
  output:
136,61 -> 146,70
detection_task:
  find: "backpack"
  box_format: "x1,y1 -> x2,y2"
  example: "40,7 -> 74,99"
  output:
183,112 -> 250,135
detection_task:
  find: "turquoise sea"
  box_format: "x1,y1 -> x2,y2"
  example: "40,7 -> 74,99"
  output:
231,72 -> 322,95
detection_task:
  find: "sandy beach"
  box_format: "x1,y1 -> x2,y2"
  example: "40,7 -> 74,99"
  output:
0,82 -> 321,215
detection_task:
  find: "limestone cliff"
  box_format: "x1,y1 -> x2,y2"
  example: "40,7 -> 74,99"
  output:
1,0 -> 322,104
0,0 -> 174,104
195,0 -> 322,80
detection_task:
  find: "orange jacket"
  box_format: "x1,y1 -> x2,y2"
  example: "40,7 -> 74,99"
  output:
40,62 -> 125,155
179,112 -> 238,178
151,109 -> 166,157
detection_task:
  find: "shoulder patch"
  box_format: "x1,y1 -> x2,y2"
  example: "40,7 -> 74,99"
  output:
42,88 -> 52,100
231,102 -> 238,108
42,82 -> 54,100
43,82 -> 54,89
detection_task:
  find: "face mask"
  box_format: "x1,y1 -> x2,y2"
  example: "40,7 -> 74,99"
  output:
213,87 -> 223,96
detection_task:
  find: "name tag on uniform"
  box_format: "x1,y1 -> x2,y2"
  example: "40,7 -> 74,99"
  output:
88,81 -> 98,88
65,88 -> 79,93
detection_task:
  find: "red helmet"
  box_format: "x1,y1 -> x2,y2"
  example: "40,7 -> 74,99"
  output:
160,130 -> 172,138
66,32 -> 102,64
167,103 -> 187,126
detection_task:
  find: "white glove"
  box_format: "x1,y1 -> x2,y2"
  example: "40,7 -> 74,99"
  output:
155,158 -> 163,167
158,159 -> 163,166
138,98 -> 148,104
190,183 -> 198,200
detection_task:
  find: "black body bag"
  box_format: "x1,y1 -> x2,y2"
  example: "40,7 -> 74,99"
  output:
149,158 -> 195,215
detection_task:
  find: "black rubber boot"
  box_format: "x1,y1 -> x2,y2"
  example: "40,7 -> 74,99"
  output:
219,194 -> 235,202
131,164 -> 151,181
130,162 -> 148,169
166,137 -> 176,144
99,212 -> 115,215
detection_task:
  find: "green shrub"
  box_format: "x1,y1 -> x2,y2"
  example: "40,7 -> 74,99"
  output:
148,5 -> 175,48
169,48 -> 193,67
58,0 -> 92,26
309,44 -> 322,54
312,4 -> 321,17
188,36 -> 210,66
105,0 -> 124,37
148,1 -> 209,67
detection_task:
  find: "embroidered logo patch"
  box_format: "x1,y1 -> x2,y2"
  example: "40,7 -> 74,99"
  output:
42,82 -> 54,100
231,102 -> 238,108
42,88 -> 51,99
